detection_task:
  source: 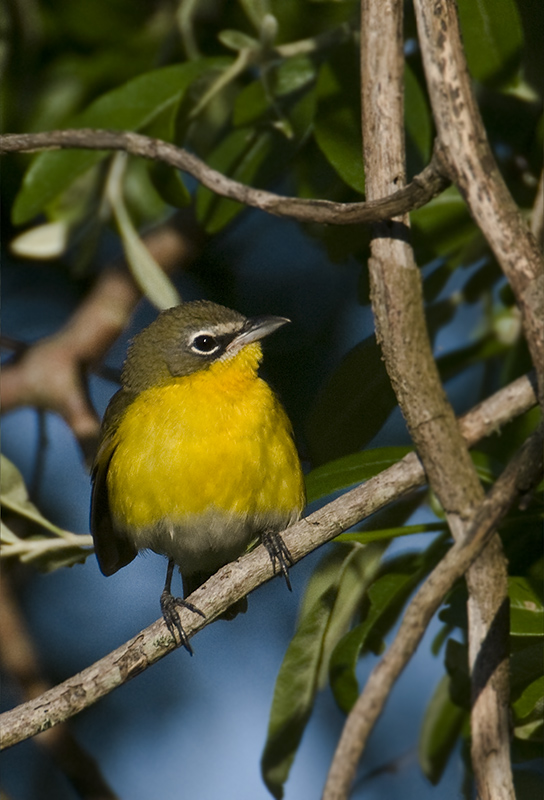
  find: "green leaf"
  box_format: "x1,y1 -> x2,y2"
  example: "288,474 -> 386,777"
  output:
275,55 -> 316,96
513,676 -> 544,723
317,541 -> 388,686
196,127 -> 273,232
471,450 -> 504,486
261,576 -> 337,798
13,59 -> 226,224
233,57 -> 315,129
0,455 -> 70,539
457,0 -> 524,87
148,161 -> 191,209
107,155 -> 180,310
305,446 -> 413,503
329,530 -> 450,715
218,29 -> 259,51
305,336 -> 398,465
336,521 -> 448,546
444,639 -> 471,711
411,186 -> 476,261
329,569 -> 416,712
514,717 -> 544,742
314,59 -> 365,194
261,541 -> 385,798
1,455 -> 93,570
405,63 -> 432,163
233,81 -> 269,126
419,674 -> 467,784
511,644 -> 544,695
509,577 -> 544,637
240,0 -> 271,30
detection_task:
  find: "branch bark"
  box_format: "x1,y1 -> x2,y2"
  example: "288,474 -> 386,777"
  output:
0,372 -> 537,750
323,426 -> 543,800
359,1 -> 514,797
413,0 -> 544,405
0,129 -> 449,226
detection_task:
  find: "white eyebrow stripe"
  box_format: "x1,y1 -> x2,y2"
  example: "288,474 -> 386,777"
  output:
189,322 -> 243,339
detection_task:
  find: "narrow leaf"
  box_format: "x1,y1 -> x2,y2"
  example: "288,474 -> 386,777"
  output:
305,446 -> 413,503
457,0 -> 523,86
405,63 -> 432,163
330,535 -> 450,713
0,455 -> 71,539
314,60 -> 365,193
107,155 -> 180,310
336,522 -> 448,545
262,541 -> 385,798
419,674 -> 467,784
513,676 -> 544,723
329,570 -> 414,712
196,127 -> 273,233
261,589 -> 334,798
305,336 -> 398,465
317,541 -> 388,686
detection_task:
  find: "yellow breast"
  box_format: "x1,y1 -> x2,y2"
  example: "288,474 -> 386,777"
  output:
106,344 -> 305,536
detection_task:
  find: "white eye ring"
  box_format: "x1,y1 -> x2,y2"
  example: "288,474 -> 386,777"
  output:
189,332 -> 220,355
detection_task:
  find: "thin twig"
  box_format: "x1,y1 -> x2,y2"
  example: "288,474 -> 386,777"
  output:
0,372 -> 537,750
0,129 -> 449,225
322,427 -> 543,800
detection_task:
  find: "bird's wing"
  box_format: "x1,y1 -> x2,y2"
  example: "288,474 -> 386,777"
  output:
90,389 -> 137,576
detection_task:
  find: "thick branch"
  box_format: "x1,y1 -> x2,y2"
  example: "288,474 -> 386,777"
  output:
0,372 -> 537,750
360,2 -> 514,797
413,0 -> 544,404
0,129 -> 449,225
323,427 -> 543,800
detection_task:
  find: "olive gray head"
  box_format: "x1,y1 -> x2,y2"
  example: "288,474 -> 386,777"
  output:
121,300 -> 290,394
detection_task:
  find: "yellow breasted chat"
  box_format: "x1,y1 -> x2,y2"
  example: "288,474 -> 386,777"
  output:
90,300 -> 305,652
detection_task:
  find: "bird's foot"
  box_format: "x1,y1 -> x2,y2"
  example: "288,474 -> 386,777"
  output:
261,530 -> 293,591
160,590 -> 205,654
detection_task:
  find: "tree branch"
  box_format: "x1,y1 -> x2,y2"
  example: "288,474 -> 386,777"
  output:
0,129 -> 449,226
359,2 -> 514,797
0,372 -> 537,750
322,426 -> 543,800
413,0 -> 544,406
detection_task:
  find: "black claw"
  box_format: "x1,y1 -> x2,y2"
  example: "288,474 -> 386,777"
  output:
262,530 -> 294,591
160,590 -> 205,654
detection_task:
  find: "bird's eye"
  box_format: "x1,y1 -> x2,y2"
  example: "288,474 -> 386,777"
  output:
190,334 -> 219,354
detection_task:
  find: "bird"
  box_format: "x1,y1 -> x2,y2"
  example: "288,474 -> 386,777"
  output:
90,300 -> 305,652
